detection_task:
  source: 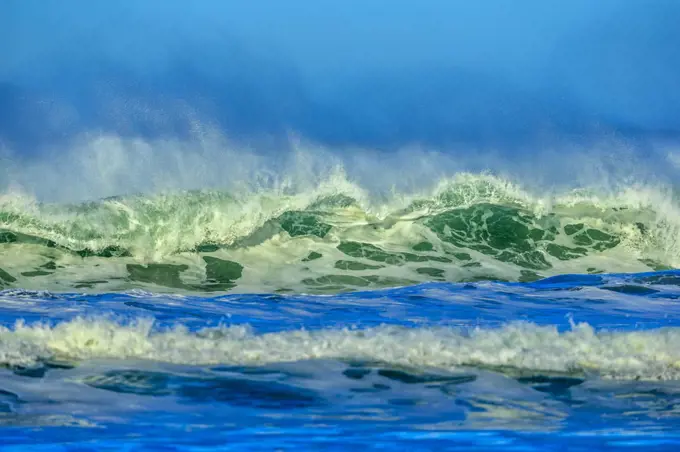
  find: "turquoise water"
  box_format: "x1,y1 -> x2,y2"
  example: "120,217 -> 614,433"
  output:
1,174 -> 677,294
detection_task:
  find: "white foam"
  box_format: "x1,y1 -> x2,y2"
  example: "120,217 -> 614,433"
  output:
2,318 -> 680,381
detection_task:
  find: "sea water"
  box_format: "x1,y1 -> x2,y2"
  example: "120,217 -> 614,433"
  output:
2,173 -> 680,450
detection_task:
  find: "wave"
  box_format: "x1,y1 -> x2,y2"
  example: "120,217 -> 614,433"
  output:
0,172 -> 678,293
2,317 -> 680,381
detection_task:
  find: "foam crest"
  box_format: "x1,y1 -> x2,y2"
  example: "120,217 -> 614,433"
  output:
3,134 -> 680,293
0,167 -> 365,257
1,168 -> 680,293
2,318 -> 680,381
0,170 -> 673,253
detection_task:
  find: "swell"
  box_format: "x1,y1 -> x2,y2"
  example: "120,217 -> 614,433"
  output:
0,173 -> 678,293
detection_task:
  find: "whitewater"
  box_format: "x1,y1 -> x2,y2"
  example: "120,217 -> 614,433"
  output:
2,162 -> 679,294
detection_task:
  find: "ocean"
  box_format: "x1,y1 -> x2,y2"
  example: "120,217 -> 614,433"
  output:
3,1 -> 680,450
2,172 -> 680,450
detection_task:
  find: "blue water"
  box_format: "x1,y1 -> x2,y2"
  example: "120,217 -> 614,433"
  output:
2,271 -> 680,450
3,1 -> 680,450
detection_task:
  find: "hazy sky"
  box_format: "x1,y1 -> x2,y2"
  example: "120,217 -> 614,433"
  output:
1,0 -> 679,151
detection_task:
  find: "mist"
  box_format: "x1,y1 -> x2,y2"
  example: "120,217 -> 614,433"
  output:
1,0 -> 679,201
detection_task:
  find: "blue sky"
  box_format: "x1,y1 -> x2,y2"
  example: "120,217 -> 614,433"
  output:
1,0 -> 679,152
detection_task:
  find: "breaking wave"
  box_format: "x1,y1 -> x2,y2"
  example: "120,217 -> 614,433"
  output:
1,171 -> 679,293
2,317 -> 680,381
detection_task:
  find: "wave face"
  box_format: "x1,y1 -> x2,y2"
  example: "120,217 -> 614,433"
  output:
1,172 -> 677,294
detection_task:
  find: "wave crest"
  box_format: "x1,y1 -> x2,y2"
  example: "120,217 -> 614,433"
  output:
0,172 -> 678,293
2,317 -> 680,381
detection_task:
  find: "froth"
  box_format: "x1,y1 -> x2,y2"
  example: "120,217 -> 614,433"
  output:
2,318 -> 680,381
